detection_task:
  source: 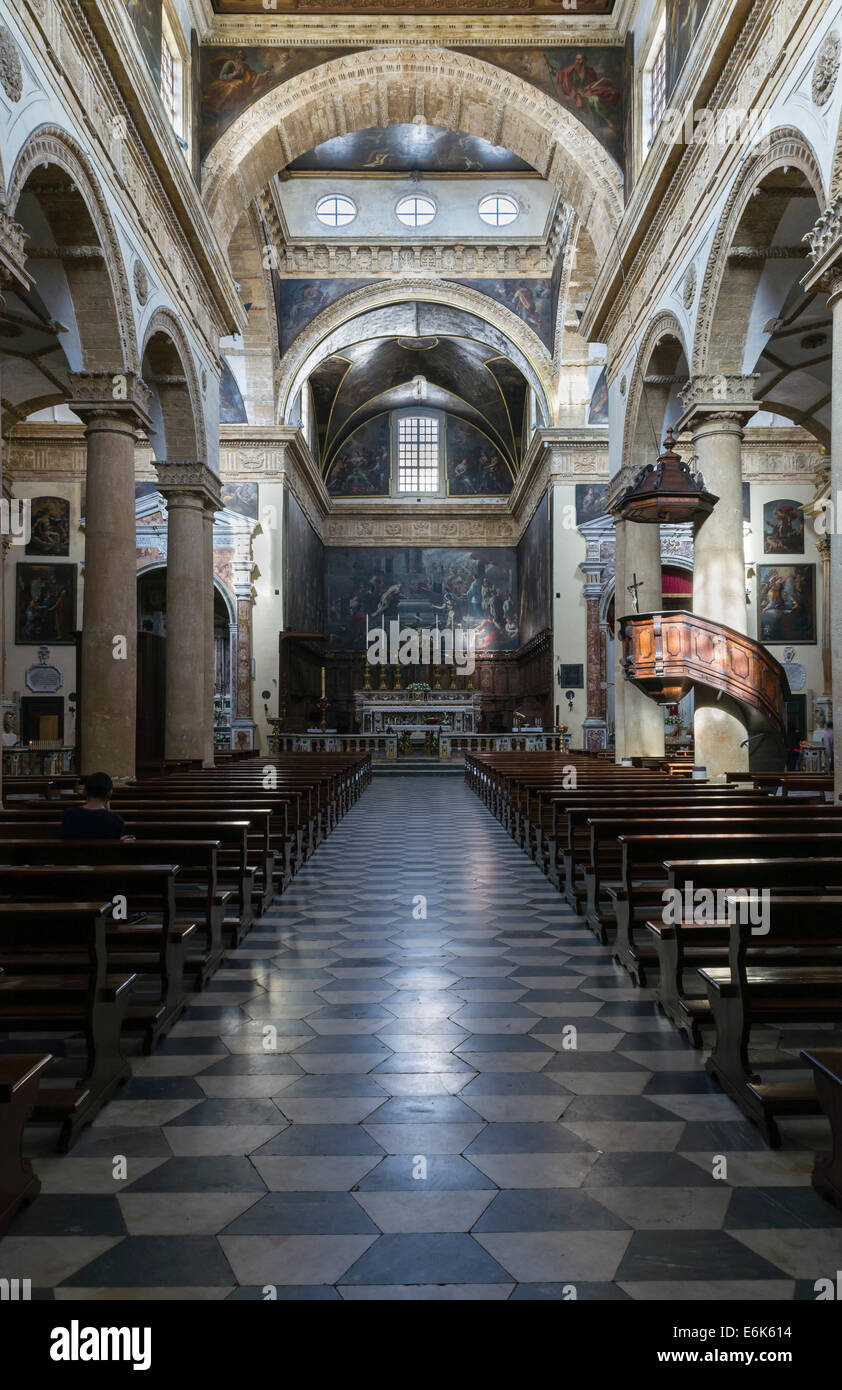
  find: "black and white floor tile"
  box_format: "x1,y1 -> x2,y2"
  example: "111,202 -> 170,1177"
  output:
3,775 -> 840,1301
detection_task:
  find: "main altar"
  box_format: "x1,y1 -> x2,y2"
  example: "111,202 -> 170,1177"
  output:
354,688 -> 482,736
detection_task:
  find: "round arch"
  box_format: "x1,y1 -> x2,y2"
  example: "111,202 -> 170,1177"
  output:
141,307 -> 207,463
8,124 -> 137,372
202,46 -> 623,263
692,128 -> 825,375
277,277 -> 555,426
621,311 -> 690,478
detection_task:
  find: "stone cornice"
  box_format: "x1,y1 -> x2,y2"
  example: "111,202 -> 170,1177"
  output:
740,427 -> 825,482
4,422 -> 87,480
206,17 -> 623,47
519,427 -> 609,488
219,424 -> 329,538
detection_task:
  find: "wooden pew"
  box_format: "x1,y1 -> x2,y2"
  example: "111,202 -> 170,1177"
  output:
698,901 -> 842,1145
612,836 -> 842,985
584,812 -> 842,940
802,1050 -> 842,1212
0,902 -> 136,1150
0,864 -> 192,1051
0,1053 -> 51,1235
0,839 -> 226,990
646,894 -> 842,1046
554,796 -> 772,904
0,807 -> 267,925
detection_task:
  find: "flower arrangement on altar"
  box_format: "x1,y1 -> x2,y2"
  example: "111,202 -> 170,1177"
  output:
407,682 -> 431,694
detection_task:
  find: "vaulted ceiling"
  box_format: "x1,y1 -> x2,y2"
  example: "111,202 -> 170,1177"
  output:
311,331 -> 527,472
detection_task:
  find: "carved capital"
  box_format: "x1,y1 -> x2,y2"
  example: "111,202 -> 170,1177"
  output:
156,460 -> 223,513
68,371 -> 153,430
802,193 -> 842,293
676,374 -> 758,434
0,211 -> 31,296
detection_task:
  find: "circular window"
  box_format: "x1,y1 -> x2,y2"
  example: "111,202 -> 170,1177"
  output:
478,194 -> 519,227
315,195 -> 357,228
395,195 -> 436,228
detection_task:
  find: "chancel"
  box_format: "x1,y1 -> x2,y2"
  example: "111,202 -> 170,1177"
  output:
0,0 -> 842,1336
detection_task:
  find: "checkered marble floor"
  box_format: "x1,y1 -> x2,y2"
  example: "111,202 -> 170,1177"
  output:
4,775 -> 841,1301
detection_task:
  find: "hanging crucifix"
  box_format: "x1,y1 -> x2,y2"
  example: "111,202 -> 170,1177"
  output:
627,572 -> 643,614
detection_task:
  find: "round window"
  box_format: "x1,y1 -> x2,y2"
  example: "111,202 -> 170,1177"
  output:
478,194 -> 519,227
395,195 -> 437,228
315,195 -> 357,228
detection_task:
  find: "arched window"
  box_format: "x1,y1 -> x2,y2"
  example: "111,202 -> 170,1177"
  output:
396,414 -> 440,493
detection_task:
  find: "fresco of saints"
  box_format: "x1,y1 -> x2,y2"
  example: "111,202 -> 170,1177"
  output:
203,49 -> 291,125
547,51 -> 622,138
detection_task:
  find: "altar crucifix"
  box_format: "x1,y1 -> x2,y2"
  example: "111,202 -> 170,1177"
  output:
626,572 -> 644,614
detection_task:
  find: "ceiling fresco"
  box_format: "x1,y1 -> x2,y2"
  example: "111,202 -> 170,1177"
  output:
462,47 -> 625,166
200,46 -> 362,155
199,43 -> 627,163
273,272 -> 561,359
310,334 -> 528,470
287,125 -> 535,174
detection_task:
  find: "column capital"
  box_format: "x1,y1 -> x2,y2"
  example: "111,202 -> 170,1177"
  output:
675,374 -> 759,435
802,193 -> 842,299
0,211 -> 31,298
68,371 -> 153,432
156,461 -> 222,514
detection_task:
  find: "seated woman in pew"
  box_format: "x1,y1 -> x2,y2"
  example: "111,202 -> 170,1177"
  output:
60,772 -> 135,842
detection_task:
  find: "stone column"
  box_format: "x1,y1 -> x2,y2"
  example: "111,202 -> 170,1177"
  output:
579,545 -> 607,750
203,504 -> 217,766
1,246 -> 34,796
678,376 -> 757,779
817,534 -> 832,695
826,276 -> 842,803
622,519 -> 665,759
70,373 -> 152,780
803,203 -> 842,803
157,463 -> 221,767
612,517 -> 626,762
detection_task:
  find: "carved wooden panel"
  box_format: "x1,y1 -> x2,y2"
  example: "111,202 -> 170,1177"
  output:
620,611 -> 789,734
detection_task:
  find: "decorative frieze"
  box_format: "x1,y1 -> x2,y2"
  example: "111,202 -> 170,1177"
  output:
0,23 -> 23,102
812,31 -> 841,107
323,511 -> 518,547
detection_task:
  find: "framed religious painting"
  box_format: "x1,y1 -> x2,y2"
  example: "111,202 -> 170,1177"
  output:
15,563 -> 77,645
763,498 -> 805,555
757,564 -> 816,645
25,496 -> 70,556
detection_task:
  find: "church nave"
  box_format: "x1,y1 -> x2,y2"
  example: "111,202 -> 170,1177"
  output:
3,774 -> 839,1302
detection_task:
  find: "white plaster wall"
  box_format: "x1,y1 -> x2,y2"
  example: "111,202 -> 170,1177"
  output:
551,483 -> 589,745
2,476 -> 85,751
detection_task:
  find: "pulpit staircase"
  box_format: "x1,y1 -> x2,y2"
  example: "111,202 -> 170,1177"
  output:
619,610 -> 790,772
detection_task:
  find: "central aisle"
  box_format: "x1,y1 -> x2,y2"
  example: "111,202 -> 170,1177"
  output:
7,775 -> 840,1299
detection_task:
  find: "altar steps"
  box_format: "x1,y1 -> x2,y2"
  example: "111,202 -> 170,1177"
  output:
373,758 -> 465,776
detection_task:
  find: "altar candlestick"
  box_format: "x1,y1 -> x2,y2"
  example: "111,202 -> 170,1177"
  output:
321,666 -> 325,698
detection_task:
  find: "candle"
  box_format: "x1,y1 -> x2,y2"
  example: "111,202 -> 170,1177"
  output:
321,666 -> 325,698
